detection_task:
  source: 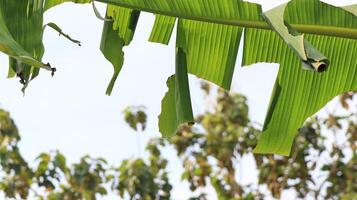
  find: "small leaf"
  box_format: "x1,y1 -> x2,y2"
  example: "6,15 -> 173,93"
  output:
45,22 -> 81,46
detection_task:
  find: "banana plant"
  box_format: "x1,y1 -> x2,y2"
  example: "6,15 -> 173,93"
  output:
0,0 -> 356,155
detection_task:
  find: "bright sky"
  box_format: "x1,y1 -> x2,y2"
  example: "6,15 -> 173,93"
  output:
0,0 -> 355,199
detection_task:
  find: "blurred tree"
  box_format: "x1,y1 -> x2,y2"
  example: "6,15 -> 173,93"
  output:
0,86 -> 356,199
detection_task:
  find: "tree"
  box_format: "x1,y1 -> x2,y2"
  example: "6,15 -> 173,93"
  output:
0,0 -> 356,155
0,85 -> 356,199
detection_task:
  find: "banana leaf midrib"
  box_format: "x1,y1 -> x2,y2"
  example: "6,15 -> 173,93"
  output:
95,0 -> 357,40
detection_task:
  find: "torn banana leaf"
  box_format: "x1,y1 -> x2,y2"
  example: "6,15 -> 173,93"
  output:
149,15 -> 176,45
158,48 -> 194,138
176,19 -> 243,90
100,5 -> 140,95
262,3 -> 328,72
44,0 -> 92,11
150,15 -> 243,90
242,0 -> 357,155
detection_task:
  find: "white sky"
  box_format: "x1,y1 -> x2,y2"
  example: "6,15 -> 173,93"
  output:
0,1 -> 355,199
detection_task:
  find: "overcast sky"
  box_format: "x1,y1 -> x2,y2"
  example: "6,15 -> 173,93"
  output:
0,0 -> 355,199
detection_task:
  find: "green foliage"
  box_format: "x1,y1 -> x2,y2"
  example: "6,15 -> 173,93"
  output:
0,1 -> 356,198
0,0 -> 356,154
